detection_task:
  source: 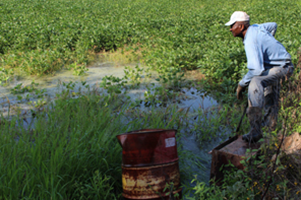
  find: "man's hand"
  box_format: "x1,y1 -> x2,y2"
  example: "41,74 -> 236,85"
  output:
236,84 -> 245,100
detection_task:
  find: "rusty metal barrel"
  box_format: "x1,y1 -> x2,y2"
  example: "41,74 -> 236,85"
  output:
116,129 -> 181,200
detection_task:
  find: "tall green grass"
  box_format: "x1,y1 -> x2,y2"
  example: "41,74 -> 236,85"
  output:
0,90 -> 220,199
0,95 -> 125,199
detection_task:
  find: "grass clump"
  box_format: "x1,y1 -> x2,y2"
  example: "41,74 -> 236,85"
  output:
0,94 -> 124,199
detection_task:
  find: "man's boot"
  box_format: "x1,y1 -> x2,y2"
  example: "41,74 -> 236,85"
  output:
242,107 -> 263,143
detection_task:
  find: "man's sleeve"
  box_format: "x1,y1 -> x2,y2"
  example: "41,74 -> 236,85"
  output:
261,22 -> 277,36
239,40 -> 265,87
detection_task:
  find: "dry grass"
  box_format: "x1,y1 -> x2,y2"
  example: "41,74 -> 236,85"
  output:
91,44 -> 146,66
184,70 -> 205,81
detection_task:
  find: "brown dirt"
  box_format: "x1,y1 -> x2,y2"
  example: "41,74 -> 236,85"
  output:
184,70 -> 205,81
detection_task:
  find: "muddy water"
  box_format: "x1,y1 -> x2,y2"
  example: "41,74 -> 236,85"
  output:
0,62 -> 125,114
0,61 -> 217,115
180,134 -> 226,188
0,60 -> 220,187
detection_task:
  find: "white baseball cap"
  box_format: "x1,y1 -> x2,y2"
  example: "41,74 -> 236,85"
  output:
225,11 -> 250,26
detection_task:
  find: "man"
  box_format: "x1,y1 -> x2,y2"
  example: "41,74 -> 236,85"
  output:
225,11 -> 294,143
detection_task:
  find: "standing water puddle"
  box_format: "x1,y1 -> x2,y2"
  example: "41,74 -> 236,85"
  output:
0,61 -> 217,116
0,62 -> 125,113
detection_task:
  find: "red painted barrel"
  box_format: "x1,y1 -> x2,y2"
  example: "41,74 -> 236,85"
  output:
116,129 -> 181,200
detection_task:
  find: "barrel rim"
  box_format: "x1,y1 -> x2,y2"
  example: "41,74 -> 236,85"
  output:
117,129 -> 177,136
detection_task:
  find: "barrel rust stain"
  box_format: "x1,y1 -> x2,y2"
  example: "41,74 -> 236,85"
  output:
117,129 -> 181,200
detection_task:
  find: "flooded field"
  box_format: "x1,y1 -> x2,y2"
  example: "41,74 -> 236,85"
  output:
0,59 -> 223,188
0,59 -> 217,117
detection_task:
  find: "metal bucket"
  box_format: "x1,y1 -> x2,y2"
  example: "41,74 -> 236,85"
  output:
116,129 -> 181,200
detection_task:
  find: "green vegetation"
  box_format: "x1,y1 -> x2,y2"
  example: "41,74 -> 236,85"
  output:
1,0 -> 300,87
0,93 -> 124,199
0,0 -> 301,199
